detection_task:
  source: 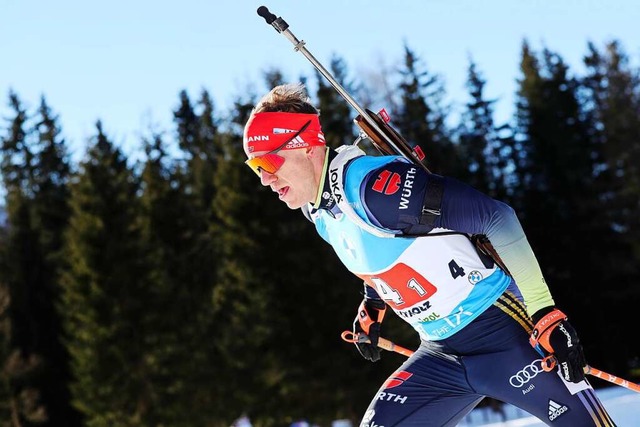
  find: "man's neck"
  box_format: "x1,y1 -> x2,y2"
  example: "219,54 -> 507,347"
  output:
311,148 -> 338,212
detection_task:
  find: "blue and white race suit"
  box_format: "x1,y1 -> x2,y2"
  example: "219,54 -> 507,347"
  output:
306,146 -> 615,427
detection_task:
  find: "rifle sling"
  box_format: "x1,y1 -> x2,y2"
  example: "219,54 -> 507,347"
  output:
420,174 -> 444,226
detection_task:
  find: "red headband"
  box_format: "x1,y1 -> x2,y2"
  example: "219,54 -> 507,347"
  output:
243,112 -> 325,154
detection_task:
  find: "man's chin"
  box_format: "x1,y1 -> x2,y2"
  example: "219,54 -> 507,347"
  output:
284,200 -> 304,210
278,188 -> 311,209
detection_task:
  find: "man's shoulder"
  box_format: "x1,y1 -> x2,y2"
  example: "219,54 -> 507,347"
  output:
343,155 -> 404,188
347,153 -> 399,170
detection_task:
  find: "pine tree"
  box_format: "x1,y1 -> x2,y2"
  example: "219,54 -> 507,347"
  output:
59,122 -> 155,425
193,90 -> 220,215
393,43 -> 458,175
457,59 -> 515,199
582,40 -> 640,375
28,96 -> 78,426
0,92 -> 49,425
132,130 -> 218,425
513,40 -> 629,376
172,89 -> 217,270
583,41 -> 640,248
515,41 -> 601,257
206,92 -> 290,422
209,120 -> 275,421
0,259 -> 12,426
1,92 -> 33,192
314,55 -> 358,148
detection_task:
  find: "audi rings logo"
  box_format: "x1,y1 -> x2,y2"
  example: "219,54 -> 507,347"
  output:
509,359 -> 544,388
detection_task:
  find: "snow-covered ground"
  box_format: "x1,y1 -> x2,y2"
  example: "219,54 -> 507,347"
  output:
233,386 -> 639,427
458,386 -> 640,426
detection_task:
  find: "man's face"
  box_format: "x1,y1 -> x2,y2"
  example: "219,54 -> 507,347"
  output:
245,146 -> 321,210
243,112 -> 326,209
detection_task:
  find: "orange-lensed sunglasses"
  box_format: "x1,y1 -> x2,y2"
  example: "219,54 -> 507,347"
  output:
245,120 -> 311,176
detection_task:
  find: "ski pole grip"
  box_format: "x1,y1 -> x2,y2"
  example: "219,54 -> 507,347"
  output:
257,6 -> 276,23
257,6 -> 289,33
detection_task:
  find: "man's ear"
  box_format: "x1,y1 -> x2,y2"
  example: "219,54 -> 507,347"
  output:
306,146 -> 317,158
307,145 -> 324,158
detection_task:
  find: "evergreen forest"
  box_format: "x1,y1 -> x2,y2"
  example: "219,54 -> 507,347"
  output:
1,39 -> 639,427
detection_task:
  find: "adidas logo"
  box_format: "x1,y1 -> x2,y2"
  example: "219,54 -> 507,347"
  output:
548,399 -> 569,421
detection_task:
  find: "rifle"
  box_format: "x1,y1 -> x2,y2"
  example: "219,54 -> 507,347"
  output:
256,6 -> 510,274
256,6 -> 430,173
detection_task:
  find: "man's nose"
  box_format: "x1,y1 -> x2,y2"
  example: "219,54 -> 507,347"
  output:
259,169 -> 277,185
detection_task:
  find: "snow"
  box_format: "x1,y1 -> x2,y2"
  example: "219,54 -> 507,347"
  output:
459,386 -> 640,426
232,386 -> 640,427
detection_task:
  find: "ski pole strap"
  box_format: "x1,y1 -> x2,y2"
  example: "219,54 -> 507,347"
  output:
420,174 -> 444,226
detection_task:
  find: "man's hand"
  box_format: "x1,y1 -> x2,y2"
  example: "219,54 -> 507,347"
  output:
353,298 -> 387,362
530,307 -> 587,383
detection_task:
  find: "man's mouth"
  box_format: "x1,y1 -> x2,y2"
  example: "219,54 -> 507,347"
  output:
276,186 -> 289,200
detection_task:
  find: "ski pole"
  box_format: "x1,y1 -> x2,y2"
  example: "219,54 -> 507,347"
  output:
342,331 -> 640,393
341,331 -> 415,358
541,355 -> 640,393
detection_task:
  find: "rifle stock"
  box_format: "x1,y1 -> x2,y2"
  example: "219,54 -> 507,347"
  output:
354,109 -> 430,173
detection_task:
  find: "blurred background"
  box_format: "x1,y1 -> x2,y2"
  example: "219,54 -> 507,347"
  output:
1,1 -> 639,426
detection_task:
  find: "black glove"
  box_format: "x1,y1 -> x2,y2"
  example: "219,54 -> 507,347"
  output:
353,298 -> 387,362
530,307 -> 587,383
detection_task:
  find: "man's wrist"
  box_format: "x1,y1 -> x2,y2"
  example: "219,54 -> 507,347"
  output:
531,305 -> 559,324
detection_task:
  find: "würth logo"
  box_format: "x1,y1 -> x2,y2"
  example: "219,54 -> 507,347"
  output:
383,371 -> 413,389
372,170 -> 401,195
